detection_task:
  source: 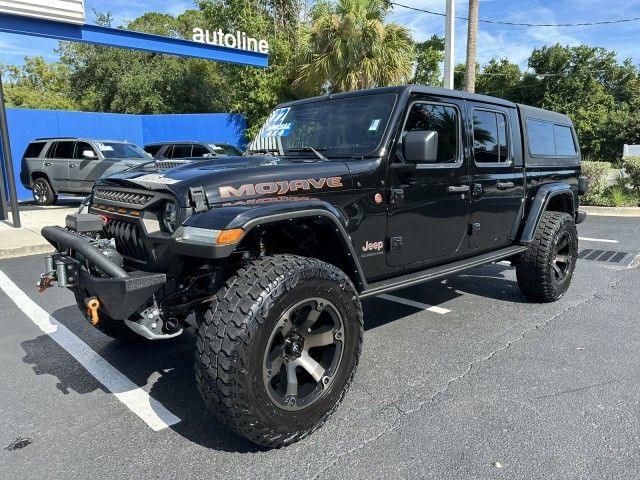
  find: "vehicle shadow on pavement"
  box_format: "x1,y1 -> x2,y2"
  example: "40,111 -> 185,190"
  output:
445,264 -> 529,303
21,305 -> 264,454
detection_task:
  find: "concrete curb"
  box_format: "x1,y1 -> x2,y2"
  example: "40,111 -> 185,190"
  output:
0,244 -> 54,260
581,206 -> 640,217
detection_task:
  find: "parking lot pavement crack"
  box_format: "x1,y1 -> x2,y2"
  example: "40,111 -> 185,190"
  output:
311,273 -> 629,479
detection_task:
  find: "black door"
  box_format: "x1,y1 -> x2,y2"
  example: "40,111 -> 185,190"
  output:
386,98 -> 471,268
466,103 -> 524,250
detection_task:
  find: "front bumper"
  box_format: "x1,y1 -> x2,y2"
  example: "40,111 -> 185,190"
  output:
41,226 -> 166,320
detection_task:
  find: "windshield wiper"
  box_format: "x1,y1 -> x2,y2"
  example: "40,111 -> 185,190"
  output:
286,147 -> 329,161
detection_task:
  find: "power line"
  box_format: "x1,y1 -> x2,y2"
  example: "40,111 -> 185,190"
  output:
390,2 -> 640,27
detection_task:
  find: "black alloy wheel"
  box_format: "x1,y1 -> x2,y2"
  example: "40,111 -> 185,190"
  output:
263,297 -> 345,411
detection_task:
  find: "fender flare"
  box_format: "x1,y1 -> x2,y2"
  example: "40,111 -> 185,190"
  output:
179,199 -> 368,291
519,183 -> 575,244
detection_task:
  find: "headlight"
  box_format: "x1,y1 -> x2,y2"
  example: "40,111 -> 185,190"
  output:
163,201 -> 179,233
175,226 -> 244,245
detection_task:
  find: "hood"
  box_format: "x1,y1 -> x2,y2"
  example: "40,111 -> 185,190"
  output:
96,155 -> 352,207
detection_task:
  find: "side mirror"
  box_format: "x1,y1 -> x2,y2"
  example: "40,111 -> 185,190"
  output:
82,150 -> 97,159
403,131 -> 438,163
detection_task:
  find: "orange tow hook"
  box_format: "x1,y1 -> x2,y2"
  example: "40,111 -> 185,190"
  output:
84,297 -> 100,326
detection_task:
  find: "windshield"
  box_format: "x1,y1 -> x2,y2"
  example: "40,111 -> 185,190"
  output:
97,142 -> 149,159
208,144 -> 243,156
250,93 -> 397,157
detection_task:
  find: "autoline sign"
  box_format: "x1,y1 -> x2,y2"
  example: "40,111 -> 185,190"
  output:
192,28 -> 269,54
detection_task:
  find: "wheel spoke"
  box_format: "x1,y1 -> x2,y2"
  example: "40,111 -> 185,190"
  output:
269,355 -> 284,375
555,254 -> 569,263
286,362 -> 298,397
298,351 -> 326,382
557,236 -> 569,251
552,263 -> 562,278
305,329 -> 335,348
299,307 -> 322,332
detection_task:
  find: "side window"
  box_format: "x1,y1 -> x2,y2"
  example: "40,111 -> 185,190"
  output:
160,145 -> 173,158
52,141 -> 75,158
74,142 -> 97,159
553,125 -> 577,156
402,102 -> 460,164
528,119 -> 576,156
191,144 -> 210,157
473,110 -> 509,164
144,145 -> 163,157
45,142 -> 58,158
24,142 -> 45,158
171,144 -> 193,158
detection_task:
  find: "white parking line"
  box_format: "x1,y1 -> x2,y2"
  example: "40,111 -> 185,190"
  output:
378,294 -> 450,314
0,270 -> 181,432
578,237 -> 619,244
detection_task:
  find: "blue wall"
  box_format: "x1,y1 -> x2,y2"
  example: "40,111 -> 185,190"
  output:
1,108 -> 246,200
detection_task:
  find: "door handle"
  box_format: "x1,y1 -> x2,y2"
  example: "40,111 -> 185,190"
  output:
44,162 -> 51,166
446,185 -> 470,193
69,163 -> 77,168
496,181 -> 515,190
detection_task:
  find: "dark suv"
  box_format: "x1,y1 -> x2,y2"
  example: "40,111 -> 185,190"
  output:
20,138 -> 152,205
39,85 -> 587,448
144,141 -> 243,159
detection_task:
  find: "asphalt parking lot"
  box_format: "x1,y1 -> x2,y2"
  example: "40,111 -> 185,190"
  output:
1,215 -> 639,479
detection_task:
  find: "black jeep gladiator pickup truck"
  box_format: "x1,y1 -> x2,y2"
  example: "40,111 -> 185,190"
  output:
39,85 -> 587,447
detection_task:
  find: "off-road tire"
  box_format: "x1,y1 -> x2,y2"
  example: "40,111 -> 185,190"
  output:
71,288 -> 143,341
32,177 -> 57,206
516,211 -> 578,302
195,254 -> 363,448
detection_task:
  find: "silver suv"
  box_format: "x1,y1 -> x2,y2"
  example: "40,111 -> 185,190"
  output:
20,137 -> 152,205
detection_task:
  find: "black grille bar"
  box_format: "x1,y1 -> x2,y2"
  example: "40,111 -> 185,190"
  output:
105,220 -> 149,261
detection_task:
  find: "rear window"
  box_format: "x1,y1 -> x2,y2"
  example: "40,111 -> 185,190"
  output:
24,142 -> 45,158
473,110 -> 509,164
528,119 -> 576,156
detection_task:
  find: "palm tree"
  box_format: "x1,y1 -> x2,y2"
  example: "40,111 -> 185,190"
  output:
294,0 -> 414,95
464,0 -> 479,93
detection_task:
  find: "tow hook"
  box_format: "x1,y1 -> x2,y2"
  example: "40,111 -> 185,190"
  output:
37,274 -> 56,293
84,297 -> 101,325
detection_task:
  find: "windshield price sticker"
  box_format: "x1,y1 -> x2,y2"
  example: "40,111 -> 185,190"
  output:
260,108 -> 293,138
96,143 -> 114,151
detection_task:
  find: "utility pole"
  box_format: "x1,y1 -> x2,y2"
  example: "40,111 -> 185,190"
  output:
443,0 -> 455,89
464,0 -> 479,93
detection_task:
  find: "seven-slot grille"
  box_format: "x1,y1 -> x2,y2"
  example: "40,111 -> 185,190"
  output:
105,219 -> 148,261
93,189 -> 152,207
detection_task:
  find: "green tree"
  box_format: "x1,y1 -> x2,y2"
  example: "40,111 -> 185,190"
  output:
294,0 -> 414,95
58,10 -> 229,115
197,0 -> 305,137
1,56 -> 77,110
413,35 -> 444,86
474,59 -> 522,100
523,44 -> 640,160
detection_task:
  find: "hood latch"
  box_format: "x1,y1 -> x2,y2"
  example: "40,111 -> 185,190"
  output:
189,187 -> 209,213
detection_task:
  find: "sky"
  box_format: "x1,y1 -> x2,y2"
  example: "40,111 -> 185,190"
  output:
1,0 -> 639,69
